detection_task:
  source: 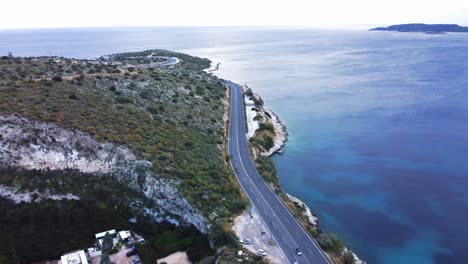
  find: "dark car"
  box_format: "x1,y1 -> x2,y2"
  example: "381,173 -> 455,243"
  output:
126,249 -> 138,257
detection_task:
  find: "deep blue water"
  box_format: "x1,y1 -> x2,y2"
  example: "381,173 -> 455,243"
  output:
1,27 -> 467,264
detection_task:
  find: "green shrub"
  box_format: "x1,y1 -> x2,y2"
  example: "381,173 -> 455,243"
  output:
257,122 -> 274,133
51,76 -> 62,82
344,250 -> 355,264
115,96 -> 133,104
255,156 -> 279,187
317,233 -> 344,254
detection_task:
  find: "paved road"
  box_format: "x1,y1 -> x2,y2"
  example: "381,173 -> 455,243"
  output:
226,80 -> 330,264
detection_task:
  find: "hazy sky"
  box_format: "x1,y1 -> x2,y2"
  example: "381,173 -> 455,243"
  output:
2,0 -> 468,29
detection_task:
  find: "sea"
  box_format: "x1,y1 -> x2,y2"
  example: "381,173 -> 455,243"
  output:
1,27 -> 467,264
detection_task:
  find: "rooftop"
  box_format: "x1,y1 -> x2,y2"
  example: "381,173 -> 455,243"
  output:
60,250 -> 89,264
95,229 -> 117,239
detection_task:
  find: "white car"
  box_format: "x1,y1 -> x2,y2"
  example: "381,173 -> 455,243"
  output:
258,249 -> 267,256
296,248 -> 303,256
239,238 -> 251,244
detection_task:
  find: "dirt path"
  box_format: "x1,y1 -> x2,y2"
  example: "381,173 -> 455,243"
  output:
157,251 -> 191,264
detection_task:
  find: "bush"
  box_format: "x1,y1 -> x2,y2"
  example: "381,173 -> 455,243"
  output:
317,233 -> 344,254
257,122 -> 274,133
210,224 -> 236,248
115,96 -> 133,104
253,114 -> 263,121
344,250 -> 355,264
255,156 -> 279,187
262,134 -> 274,150
51,76 -> 62,82
147,107 -> 158,115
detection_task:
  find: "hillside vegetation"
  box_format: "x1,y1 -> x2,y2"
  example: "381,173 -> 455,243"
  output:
0,50 -> 246,263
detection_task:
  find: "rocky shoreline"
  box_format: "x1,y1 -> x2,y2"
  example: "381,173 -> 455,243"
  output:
242,86 -> 288,157
244,87 -> 366,264
261,108 -> 288,157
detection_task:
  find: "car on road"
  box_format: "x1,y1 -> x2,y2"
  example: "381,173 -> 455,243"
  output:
239,238 -> 251,244
296,248 -> 303,256
257,249 -> 267,256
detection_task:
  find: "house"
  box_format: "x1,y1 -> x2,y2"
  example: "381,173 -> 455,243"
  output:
118,230 -> 132,243
60,250 -> 90,264
95,229 -> 118,250
55,229 -> 145,264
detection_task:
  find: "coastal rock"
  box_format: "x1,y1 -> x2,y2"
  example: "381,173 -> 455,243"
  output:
0,115 -> 209,233
286,193 -> 318,227
261,109 -> 287,157
343,247 -> 366,264
242,86 -> 287,156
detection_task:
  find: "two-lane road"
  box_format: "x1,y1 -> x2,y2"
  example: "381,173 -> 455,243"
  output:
226,80 -> 330,264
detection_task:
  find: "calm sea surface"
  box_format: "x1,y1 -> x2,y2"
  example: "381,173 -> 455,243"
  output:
1,27 -> 467,264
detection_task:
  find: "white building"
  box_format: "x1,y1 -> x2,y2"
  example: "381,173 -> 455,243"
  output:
118,230 -> 132,242
60,250 -> 89,264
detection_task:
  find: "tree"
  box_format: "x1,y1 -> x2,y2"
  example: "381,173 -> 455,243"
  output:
100,253 -> 115,264
101,232 -> 114,253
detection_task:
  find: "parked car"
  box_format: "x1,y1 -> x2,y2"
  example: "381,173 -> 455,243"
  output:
239,238 -> 251,244
258,249 -> 267,256
126,249 -> 138,257
131,256 -> 142,264
296,248 -> 303,256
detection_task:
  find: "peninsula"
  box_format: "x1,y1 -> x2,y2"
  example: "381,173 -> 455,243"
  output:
370,23 -> 468,33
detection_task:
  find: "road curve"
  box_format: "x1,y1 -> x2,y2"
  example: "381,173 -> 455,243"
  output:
226,80 -> 330,264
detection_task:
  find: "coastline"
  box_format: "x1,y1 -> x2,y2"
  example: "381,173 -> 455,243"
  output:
242,86 -> 366,264
241,86 -> 288,157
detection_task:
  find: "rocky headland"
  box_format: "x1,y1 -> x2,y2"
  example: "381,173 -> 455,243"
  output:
370,23 -> 468,33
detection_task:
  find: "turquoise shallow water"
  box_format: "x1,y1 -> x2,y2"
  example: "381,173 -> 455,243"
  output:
1,27 -> 467,263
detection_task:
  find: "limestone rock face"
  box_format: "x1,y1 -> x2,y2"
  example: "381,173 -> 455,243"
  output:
0,115 -> 208,233
261,109 -> 287,157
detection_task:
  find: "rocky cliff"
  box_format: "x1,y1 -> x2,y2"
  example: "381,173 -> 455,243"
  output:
0,115 -> 209,232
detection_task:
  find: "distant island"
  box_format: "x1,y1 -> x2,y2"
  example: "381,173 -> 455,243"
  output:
370,23 -> 468,34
